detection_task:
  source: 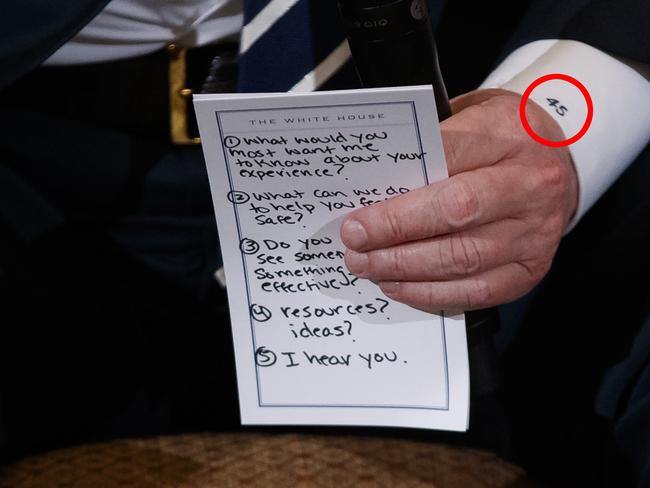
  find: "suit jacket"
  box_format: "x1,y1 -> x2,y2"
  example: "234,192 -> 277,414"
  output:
1,1 -> 649,480
1,0 -> 649,92
0,0 -> 648,239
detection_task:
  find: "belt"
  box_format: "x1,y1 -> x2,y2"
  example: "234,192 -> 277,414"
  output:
0,42 -> 239,145
168,43 -> 239,144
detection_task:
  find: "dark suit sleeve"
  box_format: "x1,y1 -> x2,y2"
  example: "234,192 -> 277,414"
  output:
504,0 -> 650,64
0,1 -> 110,91
563,0 -> 650,64
0,3 -> 110,455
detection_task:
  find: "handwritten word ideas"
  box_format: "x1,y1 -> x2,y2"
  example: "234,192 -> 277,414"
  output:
194,86 -> 469,431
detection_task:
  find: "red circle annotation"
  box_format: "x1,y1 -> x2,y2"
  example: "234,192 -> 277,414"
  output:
519,73 -> 594,148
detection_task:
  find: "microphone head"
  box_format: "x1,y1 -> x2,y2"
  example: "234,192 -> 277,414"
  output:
337,0 -> 430,41
336,0 -> 451,122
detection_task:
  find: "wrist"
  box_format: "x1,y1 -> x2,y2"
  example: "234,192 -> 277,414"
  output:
447,88 -> 579,227
481,40 -> 650,231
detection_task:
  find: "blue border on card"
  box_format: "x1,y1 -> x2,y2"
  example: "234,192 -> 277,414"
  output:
215,101 -> 449,412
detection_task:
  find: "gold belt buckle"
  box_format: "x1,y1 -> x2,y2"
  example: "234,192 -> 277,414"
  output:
167,44 -> 201,145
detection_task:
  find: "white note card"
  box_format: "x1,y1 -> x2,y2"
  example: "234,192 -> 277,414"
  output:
194,86 -> 469,431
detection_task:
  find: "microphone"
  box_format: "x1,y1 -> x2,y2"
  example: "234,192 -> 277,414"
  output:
338,0 -> 504,440
337,0 -> 451,121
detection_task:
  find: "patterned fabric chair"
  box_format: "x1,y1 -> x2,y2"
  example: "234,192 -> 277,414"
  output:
0,433 -> 538,487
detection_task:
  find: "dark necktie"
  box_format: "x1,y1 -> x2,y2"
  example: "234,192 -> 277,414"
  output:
237,0 -> 445,93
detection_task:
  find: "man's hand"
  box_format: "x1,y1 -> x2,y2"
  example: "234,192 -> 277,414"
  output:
340,89 -> 578,311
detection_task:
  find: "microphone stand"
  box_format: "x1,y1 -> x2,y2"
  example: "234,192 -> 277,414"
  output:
338,0 -> 504,444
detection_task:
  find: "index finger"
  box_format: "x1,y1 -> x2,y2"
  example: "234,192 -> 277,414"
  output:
340,163 -> 527,252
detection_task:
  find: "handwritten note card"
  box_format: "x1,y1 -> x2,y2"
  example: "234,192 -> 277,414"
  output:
194,86 -> 469,431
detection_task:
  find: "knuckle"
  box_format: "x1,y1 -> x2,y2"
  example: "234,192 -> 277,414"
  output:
529,158 -> 567,197
437,238 -> 450,273
495,95 -> 519,120
531,211 -> 565,245
535,260 -> 553,282
521,257 -> 552,285
539,158 -> 566,190
449,234 -> 482,276
523,101 -> 545,127
490,96 -> 521,133
382,206 -> 407,242
524,100 -> 555,135
437,180 -> 480,229
465,279 -> 492,310
458,103 -> 486,121
442,135 -> 460,173
542,213 -> 565,239
426,284 -> 439,309
382,247 -> 407,278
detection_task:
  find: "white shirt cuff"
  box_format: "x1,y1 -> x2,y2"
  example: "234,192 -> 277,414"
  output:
481,40 -> 650,231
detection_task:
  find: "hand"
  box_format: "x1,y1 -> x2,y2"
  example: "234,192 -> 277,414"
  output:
340,89 -> 578,311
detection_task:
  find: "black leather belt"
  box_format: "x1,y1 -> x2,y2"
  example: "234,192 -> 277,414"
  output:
0,42 -> 239,145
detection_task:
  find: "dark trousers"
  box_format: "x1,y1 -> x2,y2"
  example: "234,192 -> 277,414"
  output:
0,53 -> 241,460
0,144 -> 241,459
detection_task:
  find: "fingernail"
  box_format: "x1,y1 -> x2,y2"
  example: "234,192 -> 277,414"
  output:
380,281 -> 400,295
341,219 -> 368,250
345,250 -> 368,277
